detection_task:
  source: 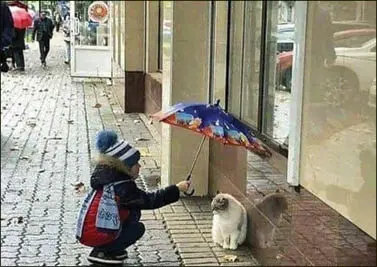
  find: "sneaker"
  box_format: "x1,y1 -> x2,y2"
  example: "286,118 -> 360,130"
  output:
87,249 -> 123,265
112,250 -> 128,260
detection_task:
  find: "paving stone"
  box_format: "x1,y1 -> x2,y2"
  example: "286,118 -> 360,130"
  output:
180,252 -> 217,259
173,237 -> 206,243
0,34 -> 261,267
1,258 -> 18,266
169,229 -> 202,234
183,257 -> 219,265
170,233 -> 204,239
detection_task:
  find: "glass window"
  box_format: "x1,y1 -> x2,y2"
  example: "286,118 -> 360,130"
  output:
158,1 -> 164,71
261,1 -> 292,146
300,1 -> 376,239
227,1 -> 245,116
211,1 -> 228,105
74,1 -> 110,47
241,1 -> 263,127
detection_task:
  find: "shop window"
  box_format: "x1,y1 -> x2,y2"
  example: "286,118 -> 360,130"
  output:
158,0 -> 163,72
226,1 -> 291,152
261,1 -> 292,147
240,1 -> 263,127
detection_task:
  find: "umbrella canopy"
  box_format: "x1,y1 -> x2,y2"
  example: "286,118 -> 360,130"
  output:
9,5 -> 33,29
152,100 -> 272,158
8,1 -> 28,11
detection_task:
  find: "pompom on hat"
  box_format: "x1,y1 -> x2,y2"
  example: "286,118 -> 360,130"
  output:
95,130 -> 141,168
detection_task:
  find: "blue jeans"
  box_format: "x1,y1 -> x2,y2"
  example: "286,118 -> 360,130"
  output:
97,221 -> 145,254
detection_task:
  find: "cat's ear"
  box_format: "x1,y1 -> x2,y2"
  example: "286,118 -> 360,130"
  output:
216,190 -> 222,195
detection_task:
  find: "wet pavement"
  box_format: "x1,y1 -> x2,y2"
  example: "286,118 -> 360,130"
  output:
1,31 -> 375,267
1,32 -> 259,266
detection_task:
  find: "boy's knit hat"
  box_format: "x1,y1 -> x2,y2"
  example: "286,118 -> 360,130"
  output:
95,130 -> 140,168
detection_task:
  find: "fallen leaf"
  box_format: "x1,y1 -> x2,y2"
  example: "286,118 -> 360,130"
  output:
67,120 -> 74,124
276,253 -> 284,260
47,136 -> 63,140
10,147 -> 19,151
224,255 -> 238,262
116,123 -> 121,126
133,119 -> 141,124
135,138 -> 149,142
27,121 -> 37,127
17,216 -> 23,224
93,103 -> 102,108
20,156 -> 29,160
38,169 -> 45,173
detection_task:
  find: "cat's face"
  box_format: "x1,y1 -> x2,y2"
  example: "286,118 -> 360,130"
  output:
211,194 -> 229,213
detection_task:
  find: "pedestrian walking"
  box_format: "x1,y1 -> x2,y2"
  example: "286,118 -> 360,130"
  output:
54,10 -> 62,32
0,1 -> 14,73
10,28 -> 26,71
62,15 -> 70,64
32,11 -> 54,68
76,130 -> 191,265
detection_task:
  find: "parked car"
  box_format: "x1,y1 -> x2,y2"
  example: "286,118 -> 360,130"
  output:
277,28 -> 376,91
276,23 -> 295,53
332,37 -> 376,94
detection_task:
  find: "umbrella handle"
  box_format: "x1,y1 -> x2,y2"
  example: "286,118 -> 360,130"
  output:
184,136 -> 206,197
184,174 -> 195,196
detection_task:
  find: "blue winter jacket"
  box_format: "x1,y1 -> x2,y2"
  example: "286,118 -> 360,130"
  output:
90,156 -> 180,223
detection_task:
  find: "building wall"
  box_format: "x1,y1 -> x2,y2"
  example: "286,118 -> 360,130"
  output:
111,0 -> 376,241
299,1 -> 376,239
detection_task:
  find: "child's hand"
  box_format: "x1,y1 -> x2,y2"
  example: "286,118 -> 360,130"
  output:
176,180 -> 191,192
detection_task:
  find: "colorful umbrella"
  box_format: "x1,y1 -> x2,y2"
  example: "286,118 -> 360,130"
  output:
9,6 -> 33,29
152,100 -> 272,195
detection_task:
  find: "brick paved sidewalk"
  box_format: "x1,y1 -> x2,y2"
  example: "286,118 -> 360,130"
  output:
1,32 -> 259,266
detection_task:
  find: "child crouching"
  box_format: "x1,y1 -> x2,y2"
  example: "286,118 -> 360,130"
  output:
76,130 -> 190,265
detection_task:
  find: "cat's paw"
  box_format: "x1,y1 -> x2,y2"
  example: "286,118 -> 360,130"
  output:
229,244 -> 238,250
222,243 -> 230,250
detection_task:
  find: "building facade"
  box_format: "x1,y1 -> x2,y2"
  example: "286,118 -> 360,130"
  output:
109,1 -> 376,240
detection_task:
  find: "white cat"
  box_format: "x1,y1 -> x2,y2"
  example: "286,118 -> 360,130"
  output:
211,193 -> 247,250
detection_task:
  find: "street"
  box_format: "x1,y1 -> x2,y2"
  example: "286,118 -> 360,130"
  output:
1,32 -> 258,266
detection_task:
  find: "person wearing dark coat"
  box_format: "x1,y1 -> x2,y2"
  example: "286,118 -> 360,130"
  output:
32,11 -> 54,67
0,1 -> 14,72
11,28 -> 26,71
76,130 -> 191,265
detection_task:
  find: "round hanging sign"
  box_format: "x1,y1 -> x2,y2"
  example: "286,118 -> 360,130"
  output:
88,1 -> 109,23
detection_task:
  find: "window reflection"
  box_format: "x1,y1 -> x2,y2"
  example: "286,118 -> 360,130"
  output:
74,1 -> 110,47
262,1 -> 291,146
301,1 -> 376,238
